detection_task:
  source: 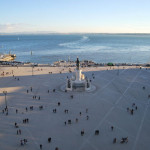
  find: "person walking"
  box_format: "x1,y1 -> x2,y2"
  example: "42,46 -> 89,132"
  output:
40,144 -> 42,150
30,87 -> 32,92
48,137 -> 51,143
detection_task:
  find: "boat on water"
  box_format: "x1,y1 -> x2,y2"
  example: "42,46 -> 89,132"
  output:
0,53 -> 16,61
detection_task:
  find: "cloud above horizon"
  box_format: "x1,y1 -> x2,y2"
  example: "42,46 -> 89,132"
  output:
0,23 -> 39,33
1,23 -> 150,34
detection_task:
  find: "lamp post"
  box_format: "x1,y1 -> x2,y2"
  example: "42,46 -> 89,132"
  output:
32,65 -> 34,76
117,65 -> 119,76
3,91 -> 7,109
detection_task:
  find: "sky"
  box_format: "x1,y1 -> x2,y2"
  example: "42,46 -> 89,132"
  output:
0,0 -> 150,33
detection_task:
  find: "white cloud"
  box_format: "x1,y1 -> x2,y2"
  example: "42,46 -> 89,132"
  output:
0,23 -> 36,33
0,23 -> 58,34
1,23 -> 150,34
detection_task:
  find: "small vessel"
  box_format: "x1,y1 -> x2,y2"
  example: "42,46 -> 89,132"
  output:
0,53 -> 16,61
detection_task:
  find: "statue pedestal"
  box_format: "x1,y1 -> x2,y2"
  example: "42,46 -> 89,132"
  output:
66,58 -> 91,92
75,69 -> 82,81
66,68 -> 91,92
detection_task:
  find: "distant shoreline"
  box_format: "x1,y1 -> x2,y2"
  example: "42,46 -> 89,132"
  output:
1,33 -> 150,36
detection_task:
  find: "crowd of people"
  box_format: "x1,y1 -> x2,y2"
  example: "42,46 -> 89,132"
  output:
127,103 -> 138,115
1,76 -> 136,150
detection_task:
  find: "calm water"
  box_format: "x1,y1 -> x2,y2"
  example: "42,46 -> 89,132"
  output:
0,34 -> 150,64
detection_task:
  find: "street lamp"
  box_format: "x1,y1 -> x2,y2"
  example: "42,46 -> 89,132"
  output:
31,65 -> 34,76
3,91 -> 7,109
117,65 -> 119,76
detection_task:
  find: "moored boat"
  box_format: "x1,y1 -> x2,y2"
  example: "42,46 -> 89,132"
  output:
0,53 -> 16,61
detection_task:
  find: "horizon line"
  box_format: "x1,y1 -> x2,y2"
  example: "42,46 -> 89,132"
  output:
1,32 -> 150,35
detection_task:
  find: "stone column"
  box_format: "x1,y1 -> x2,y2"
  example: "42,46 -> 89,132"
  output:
75,69 -> 82,81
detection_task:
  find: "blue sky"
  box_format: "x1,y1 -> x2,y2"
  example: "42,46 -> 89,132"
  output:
0,0 -> 150,33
